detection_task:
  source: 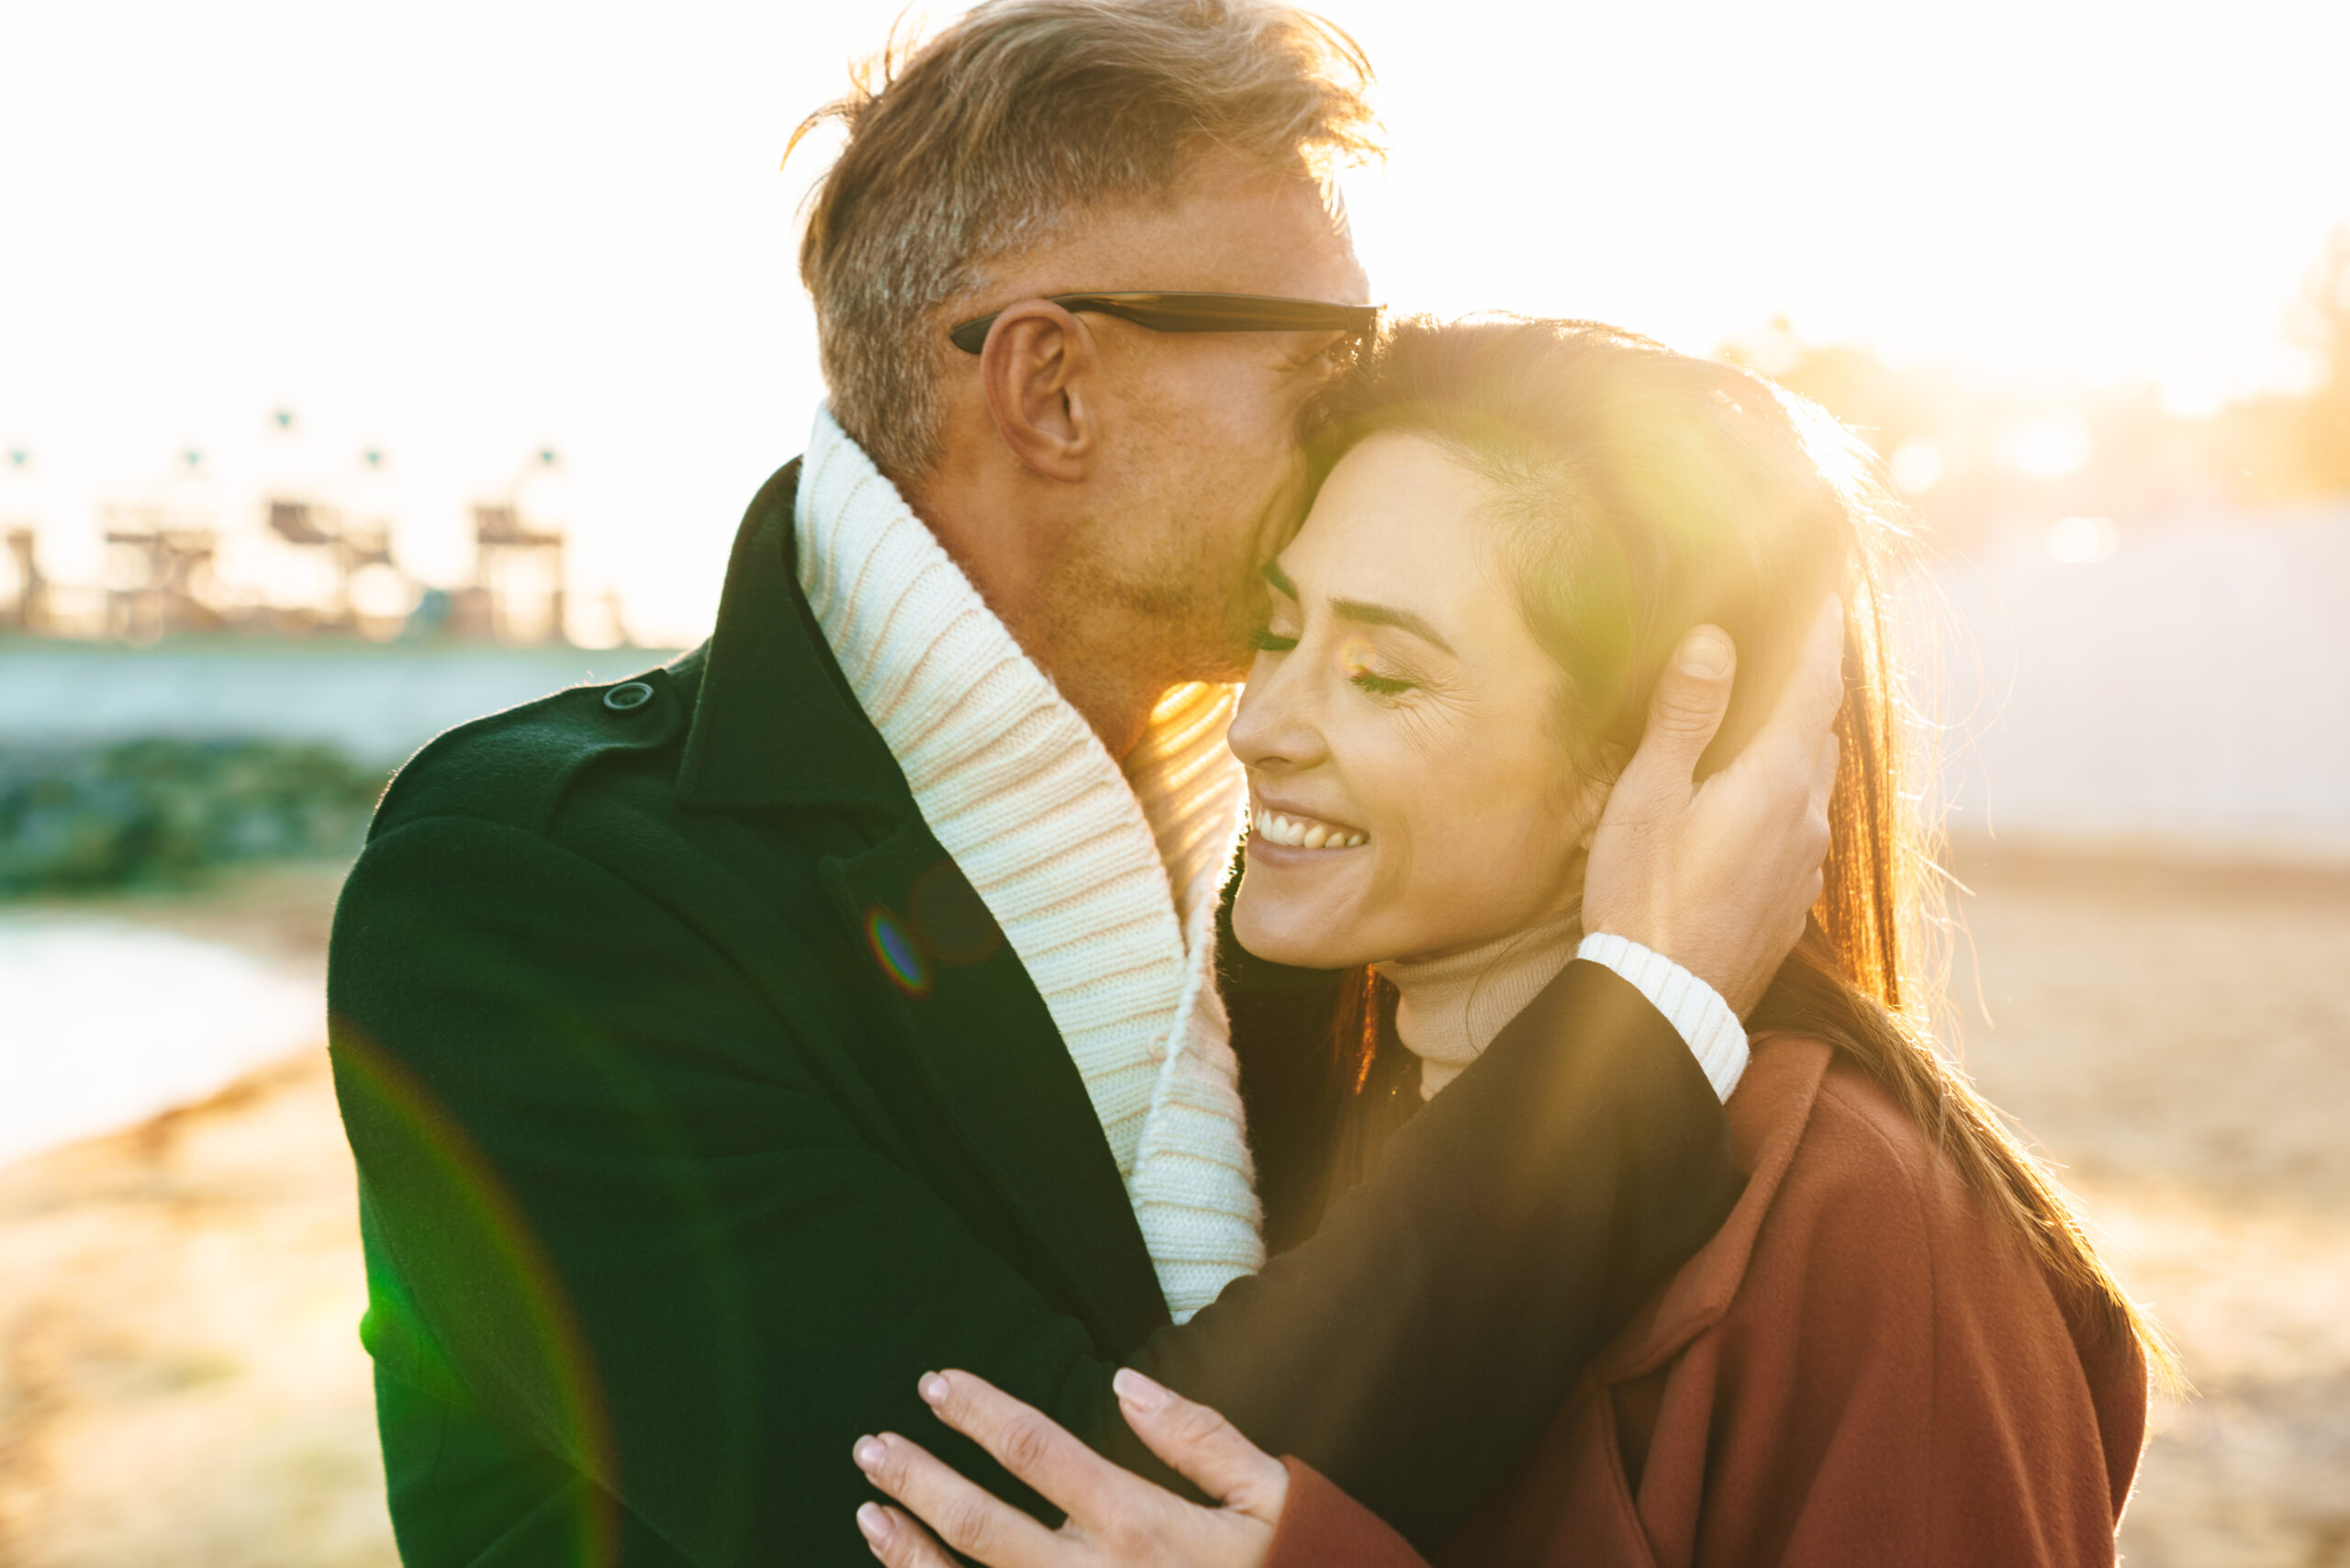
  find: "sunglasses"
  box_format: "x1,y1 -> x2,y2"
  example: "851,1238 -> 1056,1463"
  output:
948,292 -> 1382,354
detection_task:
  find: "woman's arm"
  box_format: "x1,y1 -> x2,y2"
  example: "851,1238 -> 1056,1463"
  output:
854,1370 -> 1427,1568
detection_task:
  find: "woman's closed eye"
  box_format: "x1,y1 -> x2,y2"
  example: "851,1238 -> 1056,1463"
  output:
1251,619 -> 1423,696
1248,581 -> 1429,698
1337,633 -> 1422,700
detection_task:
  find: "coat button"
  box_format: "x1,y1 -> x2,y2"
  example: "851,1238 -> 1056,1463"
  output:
603,680 -> 655,711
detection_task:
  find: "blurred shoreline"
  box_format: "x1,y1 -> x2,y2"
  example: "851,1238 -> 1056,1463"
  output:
0,863 -> 346,1167
0,640 -> 681,766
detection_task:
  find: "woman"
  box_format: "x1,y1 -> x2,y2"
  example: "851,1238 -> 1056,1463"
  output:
845,319 -> 2164,1565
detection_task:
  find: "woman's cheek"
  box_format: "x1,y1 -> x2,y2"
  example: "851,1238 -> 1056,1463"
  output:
1360,823 -> 1421,942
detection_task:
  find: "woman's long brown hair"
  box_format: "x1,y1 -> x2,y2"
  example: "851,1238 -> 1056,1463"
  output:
1304,318 -> 2175,1383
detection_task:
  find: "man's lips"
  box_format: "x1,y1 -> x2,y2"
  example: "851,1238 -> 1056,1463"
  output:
1248,801 -> 1369,851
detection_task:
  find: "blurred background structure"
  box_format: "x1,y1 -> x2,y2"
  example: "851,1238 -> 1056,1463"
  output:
2,1 -> 2346,1564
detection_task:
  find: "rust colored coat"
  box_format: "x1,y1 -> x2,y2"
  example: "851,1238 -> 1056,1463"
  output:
1262,1036 -> 2150,1568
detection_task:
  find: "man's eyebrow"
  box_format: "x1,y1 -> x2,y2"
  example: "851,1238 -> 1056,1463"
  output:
1331,598 -> 1456,655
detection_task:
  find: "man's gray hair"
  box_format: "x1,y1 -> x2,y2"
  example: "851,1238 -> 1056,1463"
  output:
793,0 -> 1380,481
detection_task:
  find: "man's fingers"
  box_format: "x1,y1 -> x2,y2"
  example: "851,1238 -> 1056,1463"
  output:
1615,624 -> 1738,800
917,1370 -> 1113,1524
1752,594 -> 1846,772
856,1503 -> 965,1568
853,1429 -> 1058,1568
1113,1369 -> 1289,1519
1810,729 -> 1840,820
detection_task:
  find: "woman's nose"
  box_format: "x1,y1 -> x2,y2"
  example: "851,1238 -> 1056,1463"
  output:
1228,660 -> 1326,772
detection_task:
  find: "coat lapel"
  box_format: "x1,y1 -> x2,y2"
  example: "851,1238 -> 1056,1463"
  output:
675,460 -> 906,816
822,823 -> 1171,1349
677,460 -> 1169,1348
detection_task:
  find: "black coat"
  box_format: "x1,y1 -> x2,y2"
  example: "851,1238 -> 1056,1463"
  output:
327,461 -> 1745,1566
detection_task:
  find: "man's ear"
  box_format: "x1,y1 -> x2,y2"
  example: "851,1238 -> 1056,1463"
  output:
977,300 -> 1099,483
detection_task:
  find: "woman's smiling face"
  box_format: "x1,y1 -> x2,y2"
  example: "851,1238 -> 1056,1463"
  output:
1228,431 -> 1605,969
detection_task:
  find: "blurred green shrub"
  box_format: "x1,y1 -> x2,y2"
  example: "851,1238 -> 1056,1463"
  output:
0,739 -> 387,894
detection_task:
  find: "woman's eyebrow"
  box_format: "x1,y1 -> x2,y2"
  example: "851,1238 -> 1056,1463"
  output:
1260,561 -> 1456,655
1330,597 -> 1456,655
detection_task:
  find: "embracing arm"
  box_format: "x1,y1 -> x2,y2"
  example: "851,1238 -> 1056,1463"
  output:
1134,957 -> 1735,1542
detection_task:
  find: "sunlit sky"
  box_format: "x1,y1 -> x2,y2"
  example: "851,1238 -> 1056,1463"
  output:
4,0 -> 2346,644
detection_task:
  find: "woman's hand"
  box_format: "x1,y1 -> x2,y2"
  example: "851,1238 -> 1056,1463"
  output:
850,1367 -> 1289,1568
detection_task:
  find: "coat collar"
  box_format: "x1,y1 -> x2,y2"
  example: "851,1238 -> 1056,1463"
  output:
820,823 -> 1171,1347
675,460 -> 910,816
1589,1035 -> 1834,1383
672,457 -> 1171,1348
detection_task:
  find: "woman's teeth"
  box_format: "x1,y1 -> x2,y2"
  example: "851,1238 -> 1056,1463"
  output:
1252,806 -> 1367,850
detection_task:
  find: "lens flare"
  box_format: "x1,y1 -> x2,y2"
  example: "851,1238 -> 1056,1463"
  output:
330,1033 -> 621,1564
864,907 -> 930,995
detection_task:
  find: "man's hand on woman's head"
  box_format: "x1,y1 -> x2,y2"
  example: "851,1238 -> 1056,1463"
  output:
1581,596 -> 1844,1018
851,1368 -> 1285,1568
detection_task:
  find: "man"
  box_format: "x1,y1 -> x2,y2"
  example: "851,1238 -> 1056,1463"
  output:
327,3 -> 1838,1563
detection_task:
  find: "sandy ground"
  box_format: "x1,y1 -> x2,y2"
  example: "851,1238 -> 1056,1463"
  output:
1945,845 -> 2350,1567
0,866 -> 391,1568
0,846 -> 2344,1565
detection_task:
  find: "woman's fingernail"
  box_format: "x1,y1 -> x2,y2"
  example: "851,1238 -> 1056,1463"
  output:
856,1503 -> 891,1545
1113,1368 -> 1170,1413
853,1436 -> 886,1472
1677,626 -> 1733,678
918,1372 -> 949,1406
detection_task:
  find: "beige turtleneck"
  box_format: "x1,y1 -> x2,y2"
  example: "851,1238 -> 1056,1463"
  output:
1377,916 -> 1752,1103
1376,912 -> 1584,1099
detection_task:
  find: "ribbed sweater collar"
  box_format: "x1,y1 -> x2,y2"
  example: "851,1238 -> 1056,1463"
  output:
790,409 -> 1262,1319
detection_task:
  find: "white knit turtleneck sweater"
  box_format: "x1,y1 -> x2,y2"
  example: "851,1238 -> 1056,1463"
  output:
1382,919 -> 1751,1103
792,408 -> 1262,1321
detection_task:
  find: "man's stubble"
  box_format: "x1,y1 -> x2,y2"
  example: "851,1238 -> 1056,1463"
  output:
1041,462 -> 1305,704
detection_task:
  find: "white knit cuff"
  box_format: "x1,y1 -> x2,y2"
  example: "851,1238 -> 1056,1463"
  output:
1574,933 -> 1748,1102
